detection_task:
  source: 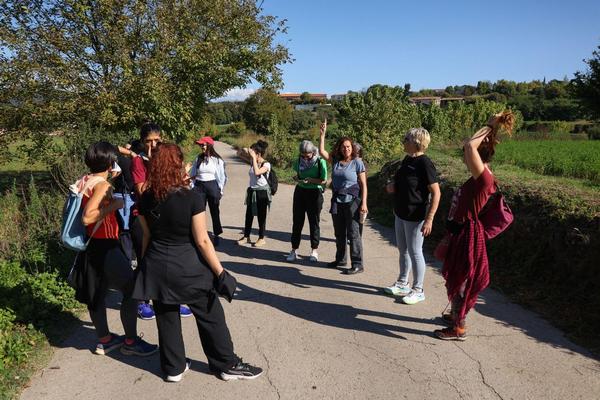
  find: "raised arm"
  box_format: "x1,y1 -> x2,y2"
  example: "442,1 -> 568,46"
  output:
249,149 -> 269,176
463,126 -> 492,179
318,120 -> 331,163
191,212 -> 224,277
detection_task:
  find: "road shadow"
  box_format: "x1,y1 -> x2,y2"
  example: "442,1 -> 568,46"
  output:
223,260 -> 438,339
234,281 -> 435,340
222,225 -> 336,245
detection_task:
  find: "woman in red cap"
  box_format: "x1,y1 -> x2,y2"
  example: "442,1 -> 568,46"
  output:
190,136 -> 227,246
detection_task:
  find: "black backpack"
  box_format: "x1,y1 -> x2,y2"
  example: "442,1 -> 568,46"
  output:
261,162 -> 278,195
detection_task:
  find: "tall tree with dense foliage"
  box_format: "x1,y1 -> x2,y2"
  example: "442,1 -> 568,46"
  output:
0,0 -> 290,147
242,89 -> 293,134
572,45 -> 600,120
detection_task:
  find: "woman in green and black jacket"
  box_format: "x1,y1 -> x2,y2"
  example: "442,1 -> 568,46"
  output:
286,140 -> 328,263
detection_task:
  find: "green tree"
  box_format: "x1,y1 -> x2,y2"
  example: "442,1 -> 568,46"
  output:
242,89 -> 293,134
290,110 -> 315,133
572,45 -> 600,119
300,92 -> 312,104
0,0 -> 291,147
336,84 -> 419,165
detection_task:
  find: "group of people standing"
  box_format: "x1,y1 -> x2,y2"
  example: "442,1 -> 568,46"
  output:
75,110 -> 514,383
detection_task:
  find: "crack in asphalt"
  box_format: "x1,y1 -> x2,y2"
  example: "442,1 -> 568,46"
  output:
454,344 -> 504,400
250,326 -> 281,400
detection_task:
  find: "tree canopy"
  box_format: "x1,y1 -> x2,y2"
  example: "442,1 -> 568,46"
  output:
0,0 -> 291,141
572,45 -> 600,120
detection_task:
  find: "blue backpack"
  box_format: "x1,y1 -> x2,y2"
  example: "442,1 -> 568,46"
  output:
61,176 -> 105,251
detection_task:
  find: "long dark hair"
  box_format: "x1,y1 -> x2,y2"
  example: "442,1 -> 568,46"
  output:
199,143 -> 223,162
332,136 -> 358,161
251,140 -> 269,157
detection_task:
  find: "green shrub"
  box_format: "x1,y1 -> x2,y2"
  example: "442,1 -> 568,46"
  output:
227,121 -> 246,136
588,125 -> 600,140
266,116 -> 296,168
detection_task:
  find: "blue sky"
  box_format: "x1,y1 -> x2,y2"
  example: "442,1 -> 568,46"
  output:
221,0 -> 600,100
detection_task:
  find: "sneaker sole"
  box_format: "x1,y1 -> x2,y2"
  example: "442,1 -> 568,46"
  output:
219,371 -> 263,381
402,297 -> 425,305
180,313 -> 193,318
138,315 -> 156,320
166,362 -> 191,382
434,332 -> 467,341
120,347 -> 159,357
94,343 -> 123,355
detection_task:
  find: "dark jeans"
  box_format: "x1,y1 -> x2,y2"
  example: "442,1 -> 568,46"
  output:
332,199 -> 363,268
291,186 -> 323,249
86,239 -> 137,339
153,295 -> 239,376
129,214 -> 143,261
194,180 -> 223,237
244,189 -> 269,238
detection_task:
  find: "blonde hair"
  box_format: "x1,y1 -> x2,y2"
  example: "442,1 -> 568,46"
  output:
405,127 -> 431,151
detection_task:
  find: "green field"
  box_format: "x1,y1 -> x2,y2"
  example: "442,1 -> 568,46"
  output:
494,140 -> 600,184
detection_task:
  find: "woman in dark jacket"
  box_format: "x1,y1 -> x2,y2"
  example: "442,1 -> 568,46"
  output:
434,112 -> 514,341
132,143 -> 262,382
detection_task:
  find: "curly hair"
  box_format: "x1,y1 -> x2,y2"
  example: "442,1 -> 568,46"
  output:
479,111 -> 516,163
147,143 -> 186,201
332,136 -> 358,160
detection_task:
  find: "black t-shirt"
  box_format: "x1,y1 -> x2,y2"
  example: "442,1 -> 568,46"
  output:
139,188 -> 206,244
114,154 -> 134,194
393,155 -> 438,221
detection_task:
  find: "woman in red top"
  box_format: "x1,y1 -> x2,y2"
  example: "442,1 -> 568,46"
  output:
434,112 -> 515,341
81,141 -> 158,356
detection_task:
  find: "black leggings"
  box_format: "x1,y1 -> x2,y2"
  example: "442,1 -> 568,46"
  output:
244,189 -> 269,238
291,186 -> 323,249
86,239 -> 137,339
194,180 -> 223,237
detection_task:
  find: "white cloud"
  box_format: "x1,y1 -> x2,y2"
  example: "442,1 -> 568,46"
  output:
213,88 -> 257,102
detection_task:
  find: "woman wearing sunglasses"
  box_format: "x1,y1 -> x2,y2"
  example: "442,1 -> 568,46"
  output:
190,136 -> 227,246
384,128 -> 440,305
286,140 -> 328,263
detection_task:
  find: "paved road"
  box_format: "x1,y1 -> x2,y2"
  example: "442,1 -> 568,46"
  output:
22,142 -> 600,400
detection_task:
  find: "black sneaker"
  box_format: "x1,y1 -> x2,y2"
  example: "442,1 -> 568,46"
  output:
219,360 -> 263,381
327,260 -> 347,268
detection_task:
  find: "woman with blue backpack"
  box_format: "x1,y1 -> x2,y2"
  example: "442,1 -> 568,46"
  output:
79,141 -> 158,356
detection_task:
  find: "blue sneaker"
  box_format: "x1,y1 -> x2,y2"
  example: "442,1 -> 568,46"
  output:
138,303 -> 155,320
120,335 -> 158,356
95,334 -> 124,355
180,305 -> 192,318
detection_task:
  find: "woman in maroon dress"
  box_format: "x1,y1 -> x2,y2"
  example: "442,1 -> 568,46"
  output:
434,111 -> 514,341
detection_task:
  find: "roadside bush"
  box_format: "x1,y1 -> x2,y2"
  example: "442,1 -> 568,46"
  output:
0,180 -> 67,273
266,116 -> 296,168
587,125 -> 600,140
227,121 -> 246,136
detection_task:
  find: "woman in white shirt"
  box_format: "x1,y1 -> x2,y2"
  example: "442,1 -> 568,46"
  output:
190,136 -> 227,246
238,140 -> 271,247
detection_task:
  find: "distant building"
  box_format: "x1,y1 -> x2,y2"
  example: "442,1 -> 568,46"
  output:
409,96 -> 464,107
409,96 -> 442,106
330,94 -> 347,101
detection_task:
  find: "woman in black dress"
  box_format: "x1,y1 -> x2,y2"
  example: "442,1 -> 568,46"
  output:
132,143 -> 262,382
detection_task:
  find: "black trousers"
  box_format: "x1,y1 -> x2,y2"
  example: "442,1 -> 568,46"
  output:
86,239 -> 137,339
244,189 -> 269,238
291,186 -> 323,249
194,180 -> 223,237
331,199 -> 363,268
153,294 -> 239,376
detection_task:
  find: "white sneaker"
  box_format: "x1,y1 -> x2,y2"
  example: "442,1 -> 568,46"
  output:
383,281 -> 411,296
166,359 -> 191,383
286,250 -> 297,262
309,250 -> 319,262
402,289 -> 425,305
